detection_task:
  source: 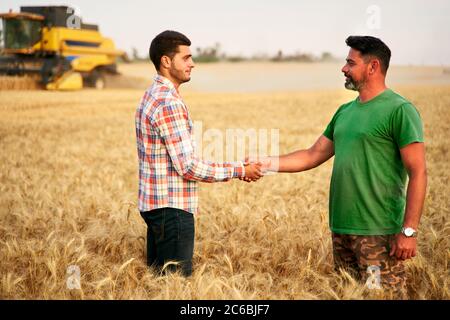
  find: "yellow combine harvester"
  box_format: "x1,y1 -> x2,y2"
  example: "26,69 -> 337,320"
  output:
0,6 -> 127,90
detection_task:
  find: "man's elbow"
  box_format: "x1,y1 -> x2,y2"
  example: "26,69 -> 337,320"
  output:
408,165 -> 427,181
179,159 -> 202,181
174,159 -> 194,179
308,149 -> 331,170
423,167 -> 428,186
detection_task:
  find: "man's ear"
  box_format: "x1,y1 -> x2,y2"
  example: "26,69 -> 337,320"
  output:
160,55 -> 172,69
369,59 -> 380,75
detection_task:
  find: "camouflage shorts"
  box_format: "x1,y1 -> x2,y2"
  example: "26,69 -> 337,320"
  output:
332,233 -> 407,295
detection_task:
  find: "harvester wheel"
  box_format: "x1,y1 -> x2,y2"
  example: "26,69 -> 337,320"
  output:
90,70 -> 106,90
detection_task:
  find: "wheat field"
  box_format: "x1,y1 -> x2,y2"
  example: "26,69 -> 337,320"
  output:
0,76 -> 42,91
0,79 -> 449,299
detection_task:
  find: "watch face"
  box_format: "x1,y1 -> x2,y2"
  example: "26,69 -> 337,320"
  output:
404,228 -> 414,237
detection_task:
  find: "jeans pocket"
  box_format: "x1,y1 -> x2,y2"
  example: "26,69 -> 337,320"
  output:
147,209 -> 166,243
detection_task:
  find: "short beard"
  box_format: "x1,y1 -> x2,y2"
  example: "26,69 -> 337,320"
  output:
170,70 -> 190,85
344,76 -> 365,91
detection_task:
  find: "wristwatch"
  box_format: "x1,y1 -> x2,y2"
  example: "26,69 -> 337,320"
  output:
401,227 -> 418,238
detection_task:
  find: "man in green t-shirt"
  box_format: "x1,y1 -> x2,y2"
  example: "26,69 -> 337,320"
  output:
256,36 -> 427,295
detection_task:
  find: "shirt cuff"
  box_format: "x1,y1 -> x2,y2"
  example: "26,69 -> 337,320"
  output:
233,162 -> 245,178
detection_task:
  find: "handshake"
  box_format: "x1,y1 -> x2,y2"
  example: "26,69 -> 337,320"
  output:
240,157 -> 277,183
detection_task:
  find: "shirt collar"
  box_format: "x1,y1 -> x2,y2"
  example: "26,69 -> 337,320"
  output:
153,74 -> 178,93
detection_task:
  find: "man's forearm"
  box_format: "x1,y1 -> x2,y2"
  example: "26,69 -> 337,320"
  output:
268,149 -> 318,173
182,157 -> 243,182
403,170 -> 427,229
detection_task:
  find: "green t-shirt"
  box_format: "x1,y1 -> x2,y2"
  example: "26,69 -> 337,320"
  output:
323,88 -> 424,235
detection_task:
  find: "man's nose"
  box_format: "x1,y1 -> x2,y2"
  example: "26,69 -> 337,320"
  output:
341,65 -> 348,73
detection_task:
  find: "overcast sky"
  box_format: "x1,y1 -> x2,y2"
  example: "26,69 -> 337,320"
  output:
1,0 -> 449,65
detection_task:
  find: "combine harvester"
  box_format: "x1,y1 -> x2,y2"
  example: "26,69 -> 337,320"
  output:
0,6 -> 127,90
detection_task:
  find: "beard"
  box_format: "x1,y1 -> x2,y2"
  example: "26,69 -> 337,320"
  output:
170,68 -> 191,85
344,74 -> 365,91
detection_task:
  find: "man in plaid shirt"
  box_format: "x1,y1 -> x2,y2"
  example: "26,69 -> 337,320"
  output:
135,30 -> 263,276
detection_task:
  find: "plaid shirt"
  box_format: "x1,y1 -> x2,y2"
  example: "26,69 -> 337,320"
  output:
135,75 -> 245,214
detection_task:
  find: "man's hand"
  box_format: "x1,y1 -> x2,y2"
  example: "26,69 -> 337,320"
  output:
389,233 -> 417,260
241,161 -> 263,182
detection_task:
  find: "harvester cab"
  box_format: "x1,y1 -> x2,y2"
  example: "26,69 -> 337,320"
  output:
0,6 -> 126,90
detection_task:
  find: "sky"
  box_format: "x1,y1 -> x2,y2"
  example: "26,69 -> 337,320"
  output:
1,0 -> 449,66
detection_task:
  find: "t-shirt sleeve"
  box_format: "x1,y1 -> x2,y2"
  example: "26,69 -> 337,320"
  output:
323,105 -> 343,141
391,103 -> 424,148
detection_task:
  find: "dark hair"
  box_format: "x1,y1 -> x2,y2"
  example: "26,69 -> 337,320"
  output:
345,36 -> 391,74
149,30 -> 191,71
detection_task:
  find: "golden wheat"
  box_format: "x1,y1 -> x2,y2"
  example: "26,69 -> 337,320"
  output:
0,85 -> 448,299
0,75 -> 41,91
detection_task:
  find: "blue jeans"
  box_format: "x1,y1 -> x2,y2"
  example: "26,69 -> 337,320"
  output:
140,207 -> 195,277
